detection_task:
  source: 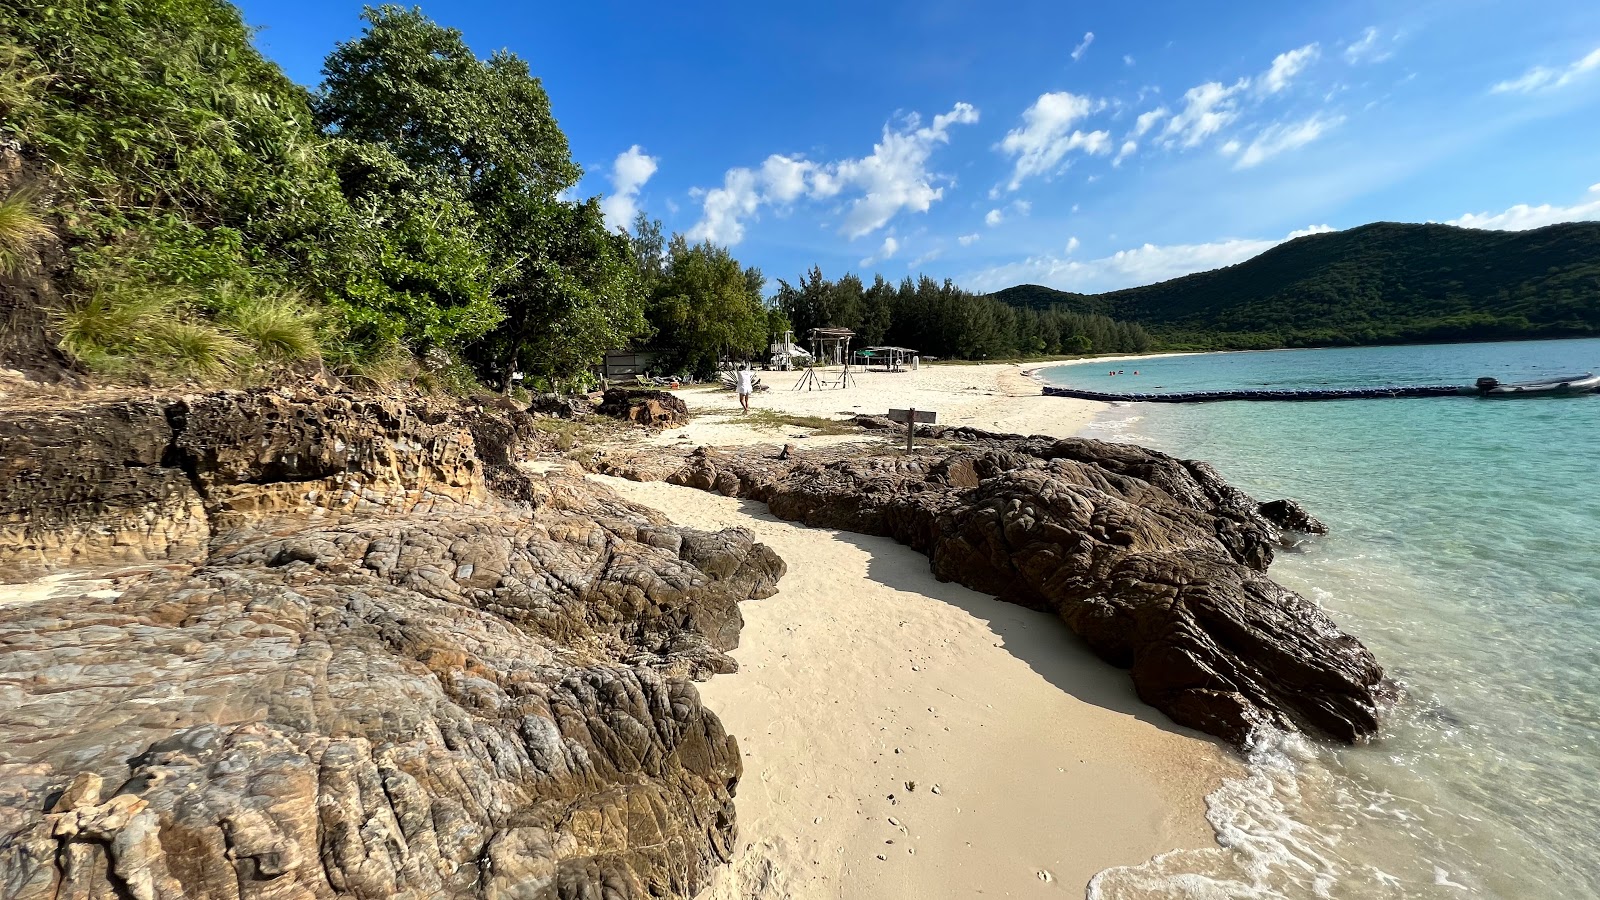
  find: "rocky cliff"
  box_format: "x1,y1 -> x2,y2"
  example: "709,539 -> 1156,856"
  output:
0,389 -> 785,899
597,424 -> 1389,747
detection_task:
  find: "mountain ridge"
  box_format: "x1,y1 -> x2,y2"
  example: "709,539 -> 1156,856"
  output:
990,220 -> 1600,348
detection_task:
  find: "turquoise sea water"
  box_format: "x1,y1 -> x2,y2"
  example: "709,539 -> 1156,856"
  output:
1040,339 -> 1600,899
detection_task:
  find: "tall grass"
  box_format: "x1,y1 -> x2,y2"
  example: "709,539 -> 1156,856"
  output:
57,279 -> 324,382
219,291 -> 320,362
0,188 -> 51,276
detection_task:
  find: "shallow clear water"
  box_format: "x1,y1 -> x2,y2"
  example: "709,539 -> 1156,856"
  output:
1041,340 -> 1600,899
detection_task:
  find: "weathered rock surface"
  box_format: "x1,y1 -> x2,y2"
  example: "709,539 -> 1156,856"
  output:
0,389 -> 785,899
597,428 -> 1389,747
597,389 -> 688,429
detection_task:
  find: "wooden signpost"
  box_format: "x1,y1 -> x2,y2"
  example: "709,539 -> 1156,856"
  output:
887,408 -> 937,451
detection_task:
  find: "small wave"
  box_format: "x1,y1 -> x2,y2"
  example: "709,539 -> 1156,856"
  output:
1087,729 -> 1490,900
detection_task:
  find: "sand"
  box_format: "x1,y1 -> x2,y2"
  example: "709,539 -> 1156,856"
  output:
592,356 -> 1241,899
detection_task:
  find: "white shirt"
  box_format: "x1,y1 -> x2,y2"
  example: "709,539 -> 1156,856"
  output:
734,370 -> 754,394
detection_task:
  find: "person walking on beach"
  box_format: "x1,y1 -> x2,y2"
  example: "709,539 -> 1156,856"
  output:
735,363 -> 754,414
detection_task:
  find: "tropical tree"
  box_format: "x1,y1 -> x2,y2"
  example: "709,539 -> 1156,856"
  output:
650,237 -> 768,377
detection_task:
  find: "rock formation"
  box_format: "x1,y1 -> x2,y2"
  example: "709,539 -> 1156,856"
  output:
0,388 -> 785,899
597,426 -> 1389,747
597,389 -> 688,428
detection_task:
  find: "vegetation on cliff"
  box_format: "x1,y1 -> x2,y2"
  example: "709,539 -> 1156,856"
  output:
0,0 -> 1157,388
992,221 -> 1600,350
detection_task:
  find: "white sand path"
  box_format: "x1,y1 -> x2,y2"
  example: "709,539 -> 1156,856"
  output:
593,354 -> 1239,899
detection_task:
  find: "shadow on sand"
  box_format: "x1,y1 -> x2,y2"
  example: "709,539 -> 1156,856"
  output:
726,497 -> 1223,747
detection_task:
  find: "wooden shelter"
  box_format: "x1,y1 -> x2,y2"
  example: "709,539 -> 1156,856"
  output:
794,326 -> 857,391
854,346 -> 917,372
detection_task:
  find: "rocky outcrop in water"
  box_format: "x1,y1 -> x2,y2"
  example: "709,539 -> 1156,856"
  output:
597,426 -> 1388,747
0,389 -> 784,899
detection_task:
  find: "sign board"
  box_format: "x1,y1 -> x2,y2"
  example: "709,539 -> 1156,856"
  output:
887,408 -> 937,424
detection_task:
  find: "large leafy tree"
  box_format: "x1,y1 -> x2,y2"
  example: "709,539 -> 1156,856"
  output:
314,5 -> 579,204
470,198 -> 645,391
315,5 -> 641,386
651,237 -> 768,378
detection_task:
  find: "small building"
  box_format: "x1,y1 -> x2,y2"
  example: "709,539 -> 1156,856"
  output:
854,346 -> 917,372
598,348 -> 665,379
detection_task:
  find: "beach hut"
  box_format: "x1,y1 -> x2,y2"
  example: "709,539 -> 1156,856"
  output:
855,346 -> 917,372
795,326 -> 857,390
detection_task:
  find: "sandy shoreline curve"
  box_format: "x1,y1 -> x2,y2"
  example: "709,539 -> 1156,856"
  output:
593,357 -> 1241,898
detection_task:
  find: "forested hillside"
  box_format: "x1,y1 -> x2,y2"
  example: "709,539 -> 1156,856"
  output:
993,221 -> 1600,349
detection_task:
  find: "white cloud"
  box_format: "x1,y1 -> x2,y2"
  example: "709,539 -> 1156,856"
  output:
686,102 -> 979,244
1124,54 -> 1136,67
985,208 -> 1004,227
909,247 -> 944,268
1234,114 -> 1343,168
831,103 -> 980,238
686,166 -> 761,244
1113,140 -> 1137,166
1066,236 -> 1080,253
1012,199 -> 1032,215
1261,43 -> 1319,94
760,154 -> 814,203
1443,188 -> 1600,231
861,234 -> 901,266
1491,46 -> 1600,94
600,145 -> 658,231
1072,32 -> 1095,62
958,233 -> 981,246
1162,79 -> 1248,147
964,224 -> 1334,293
1344,27 -> 1392,64
999,91 -> 1111,189
1220,139 -> 1241,156
1132,106 -> 1169,137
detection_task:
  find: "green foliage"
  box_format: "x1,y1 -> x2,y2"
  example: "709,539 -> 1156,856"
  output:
992,222 -> 1600,349
0,187 -> 50,275
56,281 -> 248,377
218,291 -> 320,362
314,5 -> 579,206
316,7 -> 643,389
470,198 -> 647,389
649,237 -> 769,378
775,269 -> 1152,359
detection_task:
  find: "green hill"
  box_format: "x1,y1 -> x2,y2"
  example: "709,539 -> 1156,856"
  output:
990,221 -> 1600,349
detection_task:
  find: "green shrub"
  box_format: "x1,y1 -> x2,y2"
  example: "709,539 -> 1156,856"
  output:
0,188 -> 50,275
220,292 -> 320,362
150,319 -> 247,379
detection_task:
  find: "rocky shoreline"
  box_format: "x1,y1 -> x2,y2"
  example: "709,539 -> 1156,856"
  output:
0,390 -> 1388,898
0,389 -> 782,898
596,420 -> 1391,747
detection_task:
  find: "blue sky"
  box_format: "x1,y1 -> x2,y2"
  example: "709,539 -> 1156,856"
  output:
238,0 -> 1600,294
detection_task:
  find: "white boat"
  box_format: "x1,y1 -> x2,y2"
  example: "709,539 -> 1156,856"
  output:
1474,373 -> 1600,397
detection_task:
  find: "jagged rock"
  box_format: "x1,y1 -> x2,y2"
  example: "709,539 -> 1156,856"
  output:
598,389 -> 688,428
1259,498 -> 1330,537
527,392 -> 593,419
0,389 -> 785,899
597,433 -> 1389,747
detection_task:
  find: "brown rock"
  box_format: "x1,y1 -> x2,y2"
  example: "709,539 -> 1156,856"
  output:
598,389 -> 689,428
0,389 -> 786,898
599,433 -> 1389,747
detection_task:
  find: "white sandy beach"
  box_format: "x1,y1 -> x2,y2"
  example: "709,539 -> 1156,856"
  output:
595,357 -> 1239,899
